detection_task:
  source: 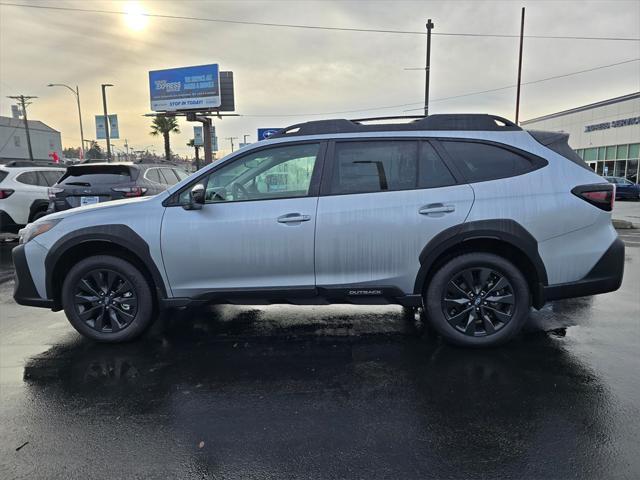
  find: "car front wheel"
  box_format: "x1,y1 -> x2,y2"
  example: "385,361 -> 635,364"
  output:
62,255 -> 154,342
424,253 -> 530,347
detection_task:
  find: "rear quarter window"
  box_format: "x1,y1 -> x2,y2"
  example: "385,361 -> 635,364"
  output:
440,140 -> 541,183
0,171 -> 7,184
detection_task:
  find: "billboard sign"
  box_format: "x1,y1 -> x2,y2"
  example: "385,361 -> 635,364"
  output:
257,128 -> 281,141
149,64 -> 221,112
193,126 -> 203,146
211,125 -> 218,152
95,114 -> 119,139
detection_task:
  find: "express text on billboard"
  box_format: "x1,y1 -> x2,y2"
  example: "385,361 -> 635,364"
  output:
149,64 -> 221,112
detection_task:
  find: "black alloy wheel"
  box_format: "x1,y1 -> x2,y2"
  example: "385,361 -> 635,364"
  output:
62,255 -> 154,342
442,267 -> 514,337
73,269 -> 138,333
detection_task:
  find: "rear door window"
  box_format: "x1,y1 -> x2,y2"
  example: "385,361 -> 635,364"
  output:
0,171 -> 8,184
419,142 -> 456,189
440,140 -> 536,183
328,141 -> 418,194
59,166 -> 132,186
41,170 -> 64,186
161,168 -> 180,185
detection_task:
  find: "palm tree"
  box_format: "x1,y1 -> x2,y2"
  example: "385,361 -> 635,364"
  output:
150,116 -> 180,161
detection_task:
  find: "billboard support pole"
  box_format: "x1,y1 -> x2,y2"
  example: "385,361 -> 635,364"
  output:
202,117 -> 213,164
101,84 -> 114,162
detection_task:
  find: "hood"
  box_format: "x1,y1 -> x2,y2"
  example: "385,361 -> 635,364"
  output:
44,195 -> 155,221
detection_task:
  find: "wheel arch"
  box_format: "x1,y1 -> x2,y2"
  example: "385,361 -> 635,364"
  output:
414,220 -> 548,309
45,225 -> 168,310
28,199 -> 49,222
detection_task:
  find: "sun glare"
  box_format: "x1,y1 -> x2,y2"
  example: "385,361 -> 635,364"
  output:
124,2 -> 149,32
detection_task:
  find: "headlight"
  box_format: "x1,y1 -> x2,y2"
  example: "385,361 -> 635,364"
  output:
19,219 -> 61,244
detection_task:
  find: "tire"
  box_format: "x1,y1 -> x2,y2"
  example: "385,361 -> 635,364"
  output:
424,253 -> 530,348
31,210 -> 48,222
62,255 -> 154,342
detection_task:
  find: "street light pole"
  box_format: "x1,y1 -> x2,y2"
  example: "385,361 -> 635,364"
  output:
101,84 -> 113,162
47,83 -> 85,159
243,134 -> 250,144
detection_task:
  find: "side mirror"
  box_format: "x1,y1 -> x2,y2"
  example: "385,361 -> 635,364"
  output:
184,183 -> 205,210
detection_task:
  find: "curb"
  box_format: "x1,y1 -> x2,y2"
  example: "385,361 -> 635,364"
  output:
612,218 -> 638,229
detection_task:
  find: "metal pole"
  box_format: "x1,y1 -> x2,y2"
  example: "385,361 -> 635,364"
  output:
243,134 -> 250,144
424,19 -> 434,116
101,84 -> 112,162
202,117 -> 213,164
515,7 -> 525,124
75,86 -> 86,159
228,137 -> 238,152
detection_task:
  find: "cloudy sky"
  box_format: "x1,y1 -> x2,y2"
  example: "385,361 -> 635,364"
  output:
1,0 -> 639,157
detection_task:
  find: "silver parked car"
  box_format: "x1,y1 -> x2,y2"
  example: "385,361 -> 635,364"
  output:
12,115 -> 624,347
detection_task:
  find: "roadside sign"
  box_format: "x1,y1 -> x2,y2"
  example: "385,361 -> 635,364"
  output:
258,128 -> 281,141
149,64 -> 221,112
193,126 -> 203,146
11,105 -> 21,119
211,125 -> 218,152
95,114 -> 119,139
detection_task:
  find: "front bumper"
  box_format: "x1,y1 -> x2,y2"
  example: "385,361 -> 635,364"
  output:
12,243 -> 54,309
543,237 -> 625,302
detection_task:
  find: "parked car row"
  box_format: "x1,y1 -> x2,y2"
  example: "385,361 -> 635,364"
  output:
0,161 -> 188,235
603,176 -> 640,200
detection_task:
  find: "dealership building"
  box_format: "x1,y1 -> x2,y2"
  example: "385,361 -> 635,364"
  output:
521,92 -> 640,183
0,116 -> 63,162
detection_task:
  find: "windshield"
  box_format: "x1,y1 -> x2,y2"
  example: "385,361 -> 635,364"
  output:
59,165 -> 134,186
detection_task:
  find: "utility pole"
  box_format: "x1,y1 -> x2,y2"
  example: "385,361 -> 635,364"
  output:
101,84 -> 113,162
124,139 -> 129,161
7,95 -> 37,161
515,7 -> 525,124
227,136 -> 238,152
424,19 -> 434,116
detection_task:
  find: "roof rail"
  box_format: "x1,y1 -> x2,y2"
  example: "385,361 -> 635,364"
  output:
268,114 -> 520,139
0,160 -> 64,168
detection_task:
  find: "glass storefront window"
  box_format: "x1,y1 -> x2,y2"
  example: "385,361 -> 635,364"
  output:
627,160 -> 638,184
596,162 -> 604,175
614,160 -> 626,177
629,143 -> 640,160
598,146 -> 606,160
616,145 -> 629,160
576,149 -> 583,159
584,148 -> 598,161
605,146 -> 617,160
604,161 -> 615,176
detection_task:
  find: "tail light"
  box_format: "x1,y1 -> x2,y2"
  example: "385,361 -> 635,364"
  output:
48,187 -> 64,200
0,189 -> 14,199
111,186 -> 147,197
571,183 -> 614,211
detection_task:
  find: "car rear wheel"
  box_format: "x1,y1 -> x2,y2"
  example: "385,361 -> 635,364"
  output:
424,253 -> 530,347
62,255 -> 154,342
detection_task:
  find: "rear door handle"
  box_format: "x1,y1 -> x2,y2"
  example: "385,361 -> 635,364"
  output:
419,204 -> 455,215
277,213 -> 311,223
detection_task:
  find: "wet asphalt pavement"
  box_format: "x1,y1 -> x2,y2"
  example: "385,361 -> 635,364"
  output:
0,233 -> 639,479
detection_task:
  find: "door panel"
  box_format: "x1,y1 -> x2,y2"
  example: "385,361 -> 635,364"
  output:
161,197 -> 318,297
315,186 -> 474,294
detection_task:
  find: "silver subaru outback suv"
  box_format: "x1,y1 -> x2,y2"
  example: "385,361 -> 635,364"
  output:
12,114 -> 624,347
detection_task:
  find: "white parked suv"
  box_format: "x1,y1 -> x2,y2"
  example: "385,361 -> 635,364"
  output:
12,115 -> 624,347
0,162 -> 65,235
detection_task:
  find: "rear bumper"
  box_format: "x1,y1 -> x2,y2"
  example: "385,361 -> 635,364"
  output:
543,237 -> 625,302
12,243 -> 55,309
0,210 -> 22,234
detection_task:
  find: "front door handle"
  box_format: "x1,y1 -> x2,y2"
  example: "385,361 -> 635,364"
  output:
277,213 -> 311,223
419,204 -> 456,215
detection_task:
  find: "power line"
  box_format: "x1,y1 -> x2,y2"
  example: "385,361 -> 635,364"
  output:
240,58 -> 640,117
1,2 -> 638,42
